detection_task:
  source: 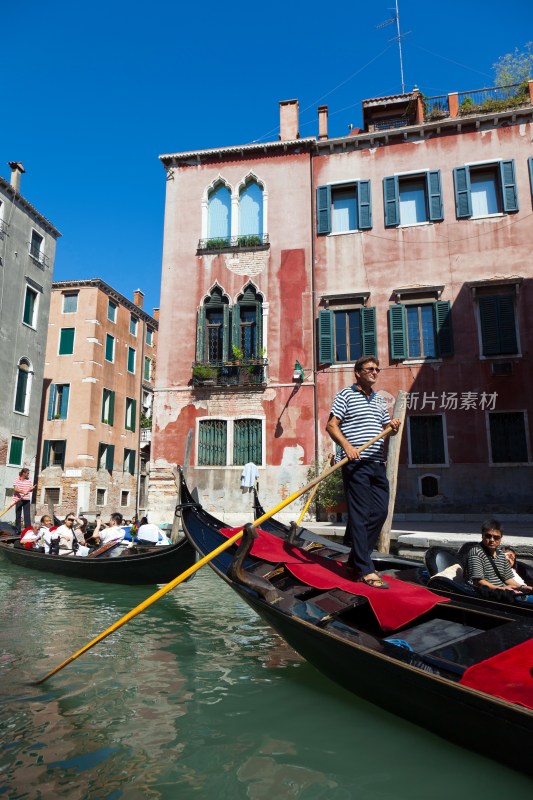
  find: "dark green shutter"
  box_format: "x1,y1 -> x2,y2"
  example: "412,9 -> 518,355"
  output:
109,390 -> 115,426
318,309 -> 334,364
106,444 -> 115,472
499,160 -> 518,213
479,295 -> 517,356
9,436 -> 23,466
528,157 -> 533,202
198,420 -> 227,466
222,304 -> 230,361
497,295 -> 518,353
129,449 -> 136,475
58,441 -> 66,470
24,289 -> 35,325
59,328 -> 75,355
231,303 -> 240,358
357,180 -> 372,229
427,170 -> 444,221
42,440 -> 51,469
196,307 -> 205,361
131,399 -> 136,432
389,304 -> 407,360
434,300 -> 454,357
383,176 -> 399,227
15,368 -> 28,412
361,307 -> 377,356
47,384 -> 57,420
128,347 -> 135,372
255,303 -> 262,353
60,385 -> 70,419
105,334 -> 114,361
453,167 -> 472,218
316,186 -> 331,234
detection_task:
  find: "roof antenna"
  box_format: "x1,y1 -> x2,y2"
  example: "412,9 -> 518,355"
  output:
377,0 -> 410,94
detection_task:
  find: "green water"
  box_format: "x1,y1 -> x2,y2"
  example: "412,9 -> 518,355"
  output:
0,559 -> 531,799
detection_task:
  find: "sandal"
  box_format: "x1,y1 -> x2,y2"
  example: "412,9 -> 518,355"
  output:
360,574 -> 389,589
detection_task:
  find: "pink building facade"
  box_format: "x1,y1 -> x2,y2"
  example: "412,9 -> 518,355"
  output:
150,85 -> 533,521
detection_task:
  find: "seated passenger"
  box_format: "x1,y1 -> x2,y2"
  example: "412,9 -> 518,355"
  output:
39,515 -> 56,554
502,546 -> 533,591
137,519 -> 169,546
98,513 -> 126,545
55,513 -> 79,556
20,518 -> 42,549
466,519 -> 531,598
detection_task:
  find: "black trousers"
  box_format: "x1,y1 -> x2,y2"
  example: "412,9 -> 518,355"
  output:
342,460 -> 389,576
15,499 -> 31,531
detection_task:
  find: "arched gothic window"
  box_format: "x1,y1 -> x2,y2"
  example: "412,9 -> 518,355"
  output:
233,285 -> 263,359
196,287 -> 230,363
207,183 -> 231,245
239,180 -> 263,240
14,357 -> 32,414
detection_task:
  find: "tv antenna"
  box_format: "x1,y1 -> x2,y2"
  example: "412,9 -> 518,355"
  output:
377,0 -> 410,94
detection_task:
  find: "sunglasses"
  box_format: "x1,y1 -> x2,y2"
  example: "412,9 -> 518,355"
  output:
483,533 -> 502,541
66,517 -> 75,522
361,367 -> 380,374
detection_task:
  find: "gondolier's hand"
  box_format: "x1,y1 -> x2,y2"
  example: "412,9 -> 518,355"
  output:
345,443 -> 361,460
389,418 -> 402,433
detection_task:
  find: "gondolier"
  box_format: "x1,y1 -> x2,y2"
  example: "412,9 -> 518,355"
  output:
13,468 -> 33,531
326,355 -> 400,589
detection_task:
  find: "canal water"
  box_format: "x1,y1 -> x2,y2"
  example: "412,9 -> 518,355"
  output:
1,558 -> 532,799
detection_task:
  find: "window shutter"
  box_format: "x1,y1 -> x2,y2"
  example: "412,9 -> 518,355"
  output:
453,167 -> 472,218
361,307 -> 377,356
318,309 -> 334,364
426,171 -> 444,221
389,304 -> 407,359
383,176 -> 399,227
434,300 -> 454,357
357,180 -> 372,229
316,186 -> 331,234
255,303 -> 263,353
108,390 -> 115,426
47,384 -> 57,420
479,296 -> 500,355
131,399 -> 137,433
41,440 -> 51,469
529,157 -> 533,201
9,437 -> 23,466
497,295 -> 518,354
129,449 -> 136,475
196,307 -> 205,361
499,160 -> 518,213
222,304 -> 230,361
60,385 -> 70,419
59,327 -> 75,355
106,444 -> 115,472
58,441 -> 66,470
15,368 -> 28,412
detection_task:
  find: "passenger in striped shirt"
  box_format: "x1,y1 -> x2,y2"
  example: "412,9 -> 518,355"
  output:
466,520 -> 530,594
13,468 -> 33,531
326,356 -> 401,589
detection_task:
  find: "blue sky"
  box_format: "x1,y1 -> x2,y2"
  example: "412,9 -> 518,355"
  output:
3,1 -> 532,316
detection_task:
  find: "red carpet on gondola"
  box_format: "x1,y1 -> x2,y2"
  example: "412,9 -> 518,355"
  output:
220,527 -> 448,632
459,639 -> 533,710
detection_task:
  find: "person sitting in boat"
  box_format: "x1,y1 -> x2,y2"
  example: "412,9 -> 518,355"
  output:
502,546 -> 533,591
137,519 -> 170,546
465,520 -> 531,599
54,513 -> 89,556
97,513 -> 126,546
20,518 -> 43,550
39,515 -> 56,554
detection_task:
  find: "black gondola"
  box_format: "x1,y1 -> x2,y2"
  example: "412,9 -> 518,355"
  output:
179,477 -> 533,776
0,535 -> 196,585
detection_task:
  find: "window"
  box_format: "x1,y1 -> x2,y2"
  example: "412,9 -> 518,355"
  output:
207,183 -> 231,244
233,285 -> 263,359
389,301 -> 453,360
47,384 -> 70,420
196,287 -> 229,363
198,418 -> 263,466
127,347 -> 136,374
453,160 -> 518,218
409,416 -> 446,465
383,172 -> 443,227
29,230 -> 44,262
23,286 -> 38,328
14,358 -> 32,414
59,328 -> 75,355
41,440 -> 66,469
44,487 -> 60,505
97,443 -> 115,472
101,388 -> 115,425
123,448 -> 136,475
146,327 -> 153,346
233,419 -> 262,465
196,284 -> 265,364
239,179 -> 263,238
198,419 -> 228,466
96,488 -> 107,506
105,333 -> 115,362
318,306 -> 376,364
63,292 -> 78,313
130,315 -> 138,336
316,181 -> 372,234
121,491 -> 129,507
108,300 -> 117,322
478,294 -> 518,356
8,436 -> 24,466
125,397 -> 136,432
144,357 -> 152,381
488,412 -> 529,463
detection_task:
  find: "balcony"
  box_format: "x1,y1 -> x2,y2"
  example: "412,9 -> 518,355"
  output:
0,219 -> 8,240
457,82 -> 531,115
196,234 -> 269,255
192,359 -> 268,388
140,428 -> 152,444
28,243 -> 50,269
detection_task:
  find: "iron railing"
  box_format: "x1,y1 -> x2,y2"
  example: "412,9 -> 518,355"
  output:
192,359 -> 268,388
373,117 -> 413,131
197,233 -> 269,251
0,219 -> 8,239
424,95 -> 450,120
28,243 -> 49,268
458,83 -> 530,115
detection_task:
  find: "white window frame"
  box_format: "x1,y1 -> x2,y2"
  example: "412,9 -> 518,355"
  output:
7,435 -> 25,467
42,486 -> 62,506
125,397 -> 135,431
417,473 -> 442,499
130,315 -> 138,337
29,228 -> 45,264
485,409 -> 532,467
96,487 -> 107,506
464,160 -> 505,220
105,334 -> 115,363
22,284 -> 39,329
144,356 -> 152,381
13,357 -> 33,416
127,346 -> 136,374
407,413 -> 449,468
146,327 -> 153,346
120,490 -> 130,507
108,299 -> 117,323
195,415 -> 265,469
62,292 -> 79,313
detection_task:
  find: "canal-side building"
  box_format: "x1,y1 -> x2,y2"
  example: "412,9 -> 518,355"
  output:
150,80 -> 533,521
36,280 -> 158,520
0,162 -> 61,520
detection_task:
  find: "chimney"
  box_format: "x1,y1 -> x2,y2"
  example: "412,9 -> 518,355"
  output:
153,308 -> 160,322
8,162 -> 25,193
318,105 -> 328,141
279,99 -> 299,141
133,289 -> 144,309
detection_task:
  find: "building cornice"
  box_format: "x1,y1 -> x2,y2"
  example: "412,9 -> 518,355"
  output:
159,137 -> 316,167
52,278 -> 158,327
0,175 -> 61,237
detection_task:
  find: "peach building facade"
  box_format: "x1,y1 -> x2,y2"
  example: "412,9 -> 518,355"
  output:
36,280 -> 158,520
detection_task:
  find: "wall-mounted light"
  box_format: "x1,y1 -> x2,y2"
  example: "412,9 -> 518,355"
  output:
293,360 -> 305,382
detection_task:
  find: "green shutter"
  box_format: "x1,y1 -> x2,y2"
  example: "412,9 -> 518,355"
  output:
389,304 -> 407,360
316,185 -> 331,234
427,171 -> 444,221
129,449 -> 136,475
497,295 -> 518,354
255,303 -> 262,353
233,419 -> 262,465
105,334 -> 114,361
453,167 -> 472,218
383,176 -> 399,227
357,180 -> 372,230
106,444 -> 115,472
222,304 -> 230,361
109,390 -> 115,426
131,399 -> 136,432
434,300 -> 454,357
47,384 -> 57,420
128,347 -> 136,373
198,420 -> 227,466
9,436 -> 23,466
60,385 -> 70,419
59,328 -> 75,355
23,289 -> 35,325
361,307 -> 377,356
318,309 -> 334,364
196,307 -> 205,361
15,367 -> 28,412
499,160 -> 518,213
42,440 -> 51,469
58,441 -> 66,470
479,295 -> 517,356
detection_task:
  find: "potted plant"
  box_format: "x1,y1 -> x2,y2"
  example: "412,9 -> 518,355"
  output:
231,344 -> 244,363
192,365 -> 217,384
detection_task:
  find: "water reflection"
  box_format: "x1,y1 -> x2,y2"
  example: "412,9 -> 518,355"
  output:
0,561 -> 531,798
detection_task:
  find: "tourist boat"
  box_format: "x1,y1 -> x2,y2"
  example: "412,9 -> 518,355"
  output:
179,481 -> 533,775
0,535 -> 196,585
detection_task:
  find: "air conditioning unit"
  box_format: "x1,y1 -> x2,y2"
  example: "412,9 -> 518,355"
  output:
491,361 -> 512,376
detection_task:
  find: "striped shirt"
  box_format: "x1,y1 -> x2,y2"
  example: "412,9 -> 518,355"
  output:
466,546 -> 513,587
330,384 -> 390,461
13,477 -> 33,501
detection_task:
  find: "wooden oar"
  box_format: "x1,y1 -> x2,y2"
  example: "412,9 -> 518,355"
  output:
34,426 -> 394,684
296,454 -> 334,527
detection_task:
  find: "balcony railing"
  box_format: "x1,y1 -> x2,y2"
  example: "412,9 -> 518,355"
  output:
424,95 -> 450,121
373,117 -> 413,131
192,359 -> 268,388
140,428 -> 152,443
0,219 -> 8,240
197,233 -> 269,253
458,82 -> 530,115
28,244 -> 50,268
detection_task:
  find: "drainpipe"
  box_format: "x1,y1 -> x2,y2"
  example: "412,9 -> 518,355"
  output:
310,148 -> 320,478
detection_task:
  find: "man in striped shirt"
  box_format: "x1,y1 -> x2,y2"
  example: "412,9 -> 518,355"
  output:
13,468 -> 33,531
466,520 -> 527,595
326,356 -> 401,589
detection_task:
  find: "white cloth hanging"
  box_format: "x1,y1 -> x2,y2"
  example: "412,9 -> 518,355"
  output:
241,462 -> 259,488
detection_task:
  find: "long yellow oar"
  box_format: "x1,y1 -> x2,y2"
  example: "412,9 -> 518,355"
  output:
35,425 -> 394,684
296,455 -> 334,526
0,485 -> 36,521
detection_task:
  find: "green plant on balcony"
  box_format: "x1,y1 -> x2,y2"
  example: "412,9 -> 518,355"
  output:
140,414 -> 152,429
192,365 -> 217,383
237,234 -> 262,247
231,344 -> 245,362
205,237 -> 230,250
459,96 -> 476,114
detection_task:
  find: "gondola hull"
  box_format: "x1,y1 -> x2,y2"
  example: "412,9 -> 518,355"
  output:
0,538 -> 196,585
